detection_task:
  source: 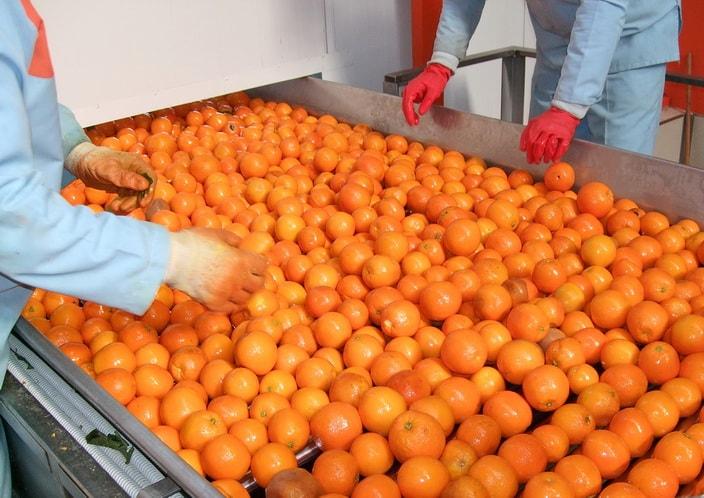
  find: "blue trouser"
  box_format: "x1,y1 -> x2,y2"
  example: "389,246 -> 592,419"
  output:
530,60 -> 667,155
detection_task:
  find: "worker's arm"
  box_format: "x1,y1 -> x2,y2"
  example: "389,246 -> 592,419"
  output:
57,104 -> 90,160
402,0 -> 487,125
552,0 -> 629,118
430,0 -> 488,73
0,62 -> 170,314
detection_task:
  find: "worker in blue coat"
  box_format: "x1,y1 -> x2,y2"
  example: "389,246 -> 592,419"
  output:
0,2 -> 266,495
402,0 -> 681,163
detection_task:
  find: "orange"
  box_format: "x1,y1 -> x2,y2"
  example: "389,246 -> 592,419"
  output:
439,477 -> 490,498
95,368 -> 136,405
328,372 -> 371,407
228,418 -> 268,455
652,431 -> 703,484
295,357 -> 337,391
250,442 -> 298,487
637,341 -> 680,385
234,330 -> 277,375
608,407 -> 654,458
133,364 -> 174,399
497,339 -> 545,384
388,409 -> 446,462
550,403 -> 595,445
505,302 -> 549,342
580,429 -> 630,479
310,401 -> 363,451
222,367 -> 259,403
385,370 -> 431,406
522,365 -> 570,412
532,424 -> 570,463
249,392 -> 290,426
433,376 -> 481,423
439,438 -> 478,480
177,448 -> 204,477
467,455 -> 519,498
50,303 -> 85,330
93,342 -> 137,374
396,456 -> 450,498
349,432 -> 394,477
357,386 -> 406,436
135,343 -> 170,369
211,479 -> 249,498
522,472 -> 573,498
200,434 -> 250,480
599,483 -> 646,498
198,359 -> 234,399
351,475 -> 401,498
59,342 -> 92,365
661,377 -> 702,417
419,281 -> 462,321
312,449 -> 360,496
576,382 -> 620,427
497,433 -> 547,483
410,395 -> 455,436
151,425 -> 181,452
179,409 -> 227,451
553,454 -> 602,498
267,408 -> 310,452
259,369 -> 298,399
627,458 -> 679,498
600,363 -> 648,408
439,329 -> 487,375
168,346 -> 207,382
207,395 -> 248,429
160,386 -> 207,430
455,414 -> 502,458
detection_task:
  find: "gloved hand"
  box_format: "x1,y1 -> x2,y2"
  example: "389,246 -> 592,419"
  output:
165,228 -> 267,313
519,107 -> 581,164
66,142 -> 156,213
402,63 -> 453,126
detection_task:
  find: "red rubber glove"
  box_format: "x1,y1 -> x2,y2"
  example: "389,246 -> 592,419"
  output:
402,63 -> 453,126
519,107 -> 580,164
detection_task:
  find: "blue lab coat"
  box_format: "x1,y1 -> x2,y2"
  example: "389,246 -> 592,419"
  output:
0,2 -> 171,493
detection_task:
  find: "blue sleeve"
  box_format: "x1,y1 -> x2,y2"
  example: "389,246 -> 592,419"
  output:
553,0 -> 629,109
0,57 -> 170,315
57,103 -> 89,160
429,0 -> 487,72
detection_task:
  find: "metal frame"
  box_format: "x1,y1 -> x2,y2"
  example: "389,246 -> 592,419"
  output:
11,318 -> 222,498
383,45 -> 704,132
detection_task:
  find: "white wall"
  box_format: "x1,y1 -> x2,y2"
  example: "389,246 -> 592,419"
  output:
35,0 -> 411,126
444,0 -> 536,123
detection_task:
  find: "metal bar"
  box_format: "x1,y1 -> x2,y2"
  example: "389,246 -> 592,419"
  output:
666,72 -> 704,88
136,478 -> 180,498
501,54 -> 526,123
384,46 -> 536,87
12,318 -> 222,498
254,77 -> 704,225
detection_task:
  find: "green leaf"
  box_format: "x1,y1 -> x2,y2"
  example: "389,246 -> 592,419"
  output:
86,429 -> 134,464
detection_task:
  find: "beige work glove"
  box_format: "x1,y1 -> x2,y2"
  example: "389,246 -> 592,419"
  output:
165,228 -> 267,312
66,142 -> 156,213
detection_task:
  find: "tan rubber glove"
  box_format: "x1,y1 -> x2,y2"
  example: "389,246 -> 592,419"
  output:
66,142 -> 156,213
165,228 -> 267,312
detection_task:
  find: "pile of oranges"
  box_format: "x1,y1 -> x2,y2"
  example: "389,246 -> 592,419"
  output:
21,90 -> 704,498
